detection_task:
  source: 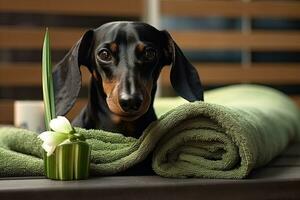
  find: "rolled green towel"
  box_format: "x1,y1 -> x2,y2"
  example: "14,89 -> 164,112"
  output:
0,84 -> 299,178
152,85 -> 300,178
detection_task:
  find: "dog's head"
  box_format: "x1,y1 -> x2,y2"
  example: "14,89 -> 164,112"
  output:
53,22 -> 203,121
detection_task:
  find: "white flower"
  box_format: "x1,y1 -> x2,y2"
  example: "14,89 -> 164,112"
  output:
41,142 -> 56,157
49,116 -> 73,134
38,116 -> 73,156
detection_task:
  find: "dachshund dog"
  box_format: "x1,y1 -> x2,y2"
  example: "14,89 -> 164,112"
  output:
53,21 -> 203,138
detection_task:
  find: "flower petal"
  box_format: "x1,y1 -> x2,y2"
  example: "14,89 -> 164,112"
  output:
49,116 -> 73,133
38,131 -> 55,142
38,131 -> 69,146
42,143 -> 56,156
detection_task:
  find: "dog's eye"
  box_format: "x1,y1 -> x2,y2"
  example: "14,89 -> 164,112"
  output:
97,49 -> 112,63
143,48 -> 156,61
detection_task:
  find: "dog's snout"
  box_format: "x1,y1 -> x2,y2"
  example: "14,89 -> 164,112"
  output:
119,93 -> 143,112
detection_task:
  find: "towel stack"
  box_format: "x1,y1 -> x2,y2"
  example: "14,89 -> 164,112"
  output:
0,85 -> 299,178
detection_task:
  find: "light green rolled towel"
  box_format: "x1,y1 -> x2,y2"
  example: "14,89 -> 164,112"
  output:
0,84 -> 299,178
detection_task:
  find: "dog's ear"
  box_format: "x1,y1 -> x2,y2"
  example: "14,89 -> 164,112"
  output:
53,30 -> 94,116
161,30 -> 203,101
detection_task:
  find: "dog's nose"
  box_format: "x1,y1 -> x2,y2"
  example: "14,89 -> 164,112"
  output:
119,93 -> 143,112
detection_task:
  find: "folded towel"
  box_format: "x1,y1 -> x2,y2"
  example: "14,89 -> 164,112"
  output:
0,85 -> 299,178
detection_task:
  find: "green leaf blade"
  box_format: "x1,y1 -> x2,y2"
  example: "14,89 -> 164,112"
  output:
42,28 -> 56,130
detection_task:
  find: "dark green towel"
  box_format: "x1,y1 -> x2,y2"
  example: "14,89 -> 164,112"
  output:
0,85 -> 299,178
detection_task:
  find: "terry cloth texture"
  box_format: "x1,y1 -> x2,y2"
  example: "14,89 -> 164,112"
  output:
0,85 -> 299,178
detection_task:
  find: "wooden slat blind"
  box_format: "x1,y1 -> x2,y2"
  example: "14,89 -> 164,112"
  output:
1,64 -> 300,86
2,28 -> 300,51
0,27 -> 84,49
162,65 -> 300,85
0,0 -> 300,124
161,0 -> 300,18
159,0 -> 300,109
0,0 -> 144,16
170,31 -> 300,51
0,65 -> 91,86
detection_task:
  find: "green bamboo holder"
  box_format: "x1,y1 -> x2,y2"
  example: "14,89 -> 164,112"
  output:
44,141 -> 91,180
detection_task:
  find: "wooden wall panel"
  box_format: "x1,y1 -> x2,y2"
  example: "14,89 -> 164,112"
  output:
0,0 -> 144,16
161,0 -> 300,18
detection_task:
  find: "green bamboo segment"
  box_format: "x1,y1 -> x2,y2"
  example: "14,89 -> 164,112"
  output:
44,141 -> 91,180
45,151 -> 57,178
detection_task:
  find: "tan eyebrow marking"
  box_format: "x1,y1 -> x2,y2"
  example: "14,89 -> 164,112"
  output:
110,42 -> 118,53
136,43 -> 145,52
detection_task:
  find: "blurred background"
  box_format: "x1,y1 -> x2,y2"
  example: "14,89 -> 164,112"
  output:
0,0 -> 300,124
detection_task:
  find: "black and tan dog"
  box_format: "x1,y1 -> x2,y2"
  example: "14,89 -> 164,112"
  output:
53,21 -> 203,138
